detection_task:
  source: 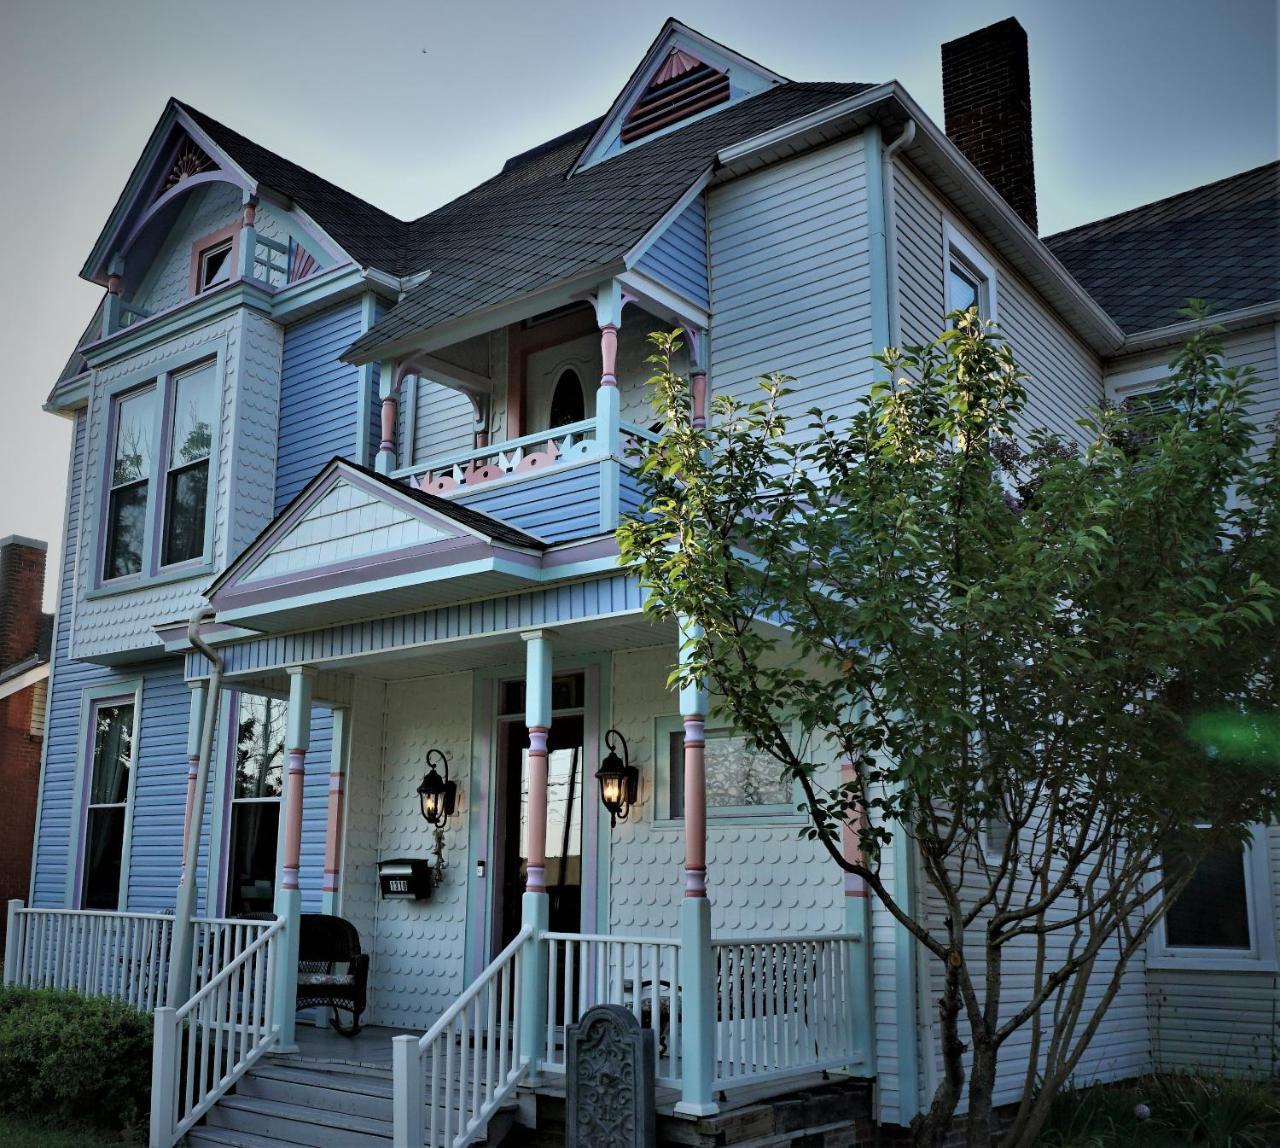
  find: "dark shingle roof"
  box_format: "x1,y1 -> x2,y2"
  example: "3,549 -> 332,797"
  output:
344,81 -> 872,360
1045,161 -> 1280,335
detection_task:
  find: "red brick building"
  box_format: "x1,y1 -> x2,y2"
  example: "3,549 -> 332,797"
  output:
0,536 -> 52,952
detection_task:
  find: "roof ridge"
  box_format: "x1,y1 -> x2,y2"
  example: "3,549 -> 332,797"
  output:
1045,158 -> 1280,243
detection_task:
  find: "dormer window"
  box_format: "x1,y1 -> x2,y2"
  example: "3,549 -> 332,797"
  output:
621,49 -> 730,145
198,239 -> 233,292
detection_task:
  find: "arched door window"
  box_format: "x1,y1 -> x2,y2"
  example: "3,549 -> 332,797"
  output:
548,369 -> 586,429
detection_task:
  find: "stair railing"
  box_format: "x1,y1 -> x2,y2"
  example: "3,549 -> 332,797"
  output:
149,914 -> 284,1148
393,924 -> 532,1148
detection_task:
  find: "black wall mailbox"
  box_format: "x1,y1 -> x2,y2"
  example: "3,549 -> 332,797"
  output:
378,858 -> 434,901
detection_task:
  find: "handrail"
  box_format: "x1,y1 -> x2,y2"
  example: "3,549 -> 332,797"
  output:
711,931 -> 863,946
10,905 -> 173,921
417,925 -> 532,1053
175,918 -> 283,1021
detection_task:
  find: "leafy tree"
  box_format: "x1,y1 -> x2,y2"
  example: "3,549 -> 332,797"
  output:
618,308 -> 1280,1148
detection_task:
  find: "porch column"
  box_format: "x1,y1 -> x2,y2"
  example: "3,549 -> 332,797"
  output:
518,629 -> 553,1078
376,361 -> 402,474
273,666 -> 314,1051
237,195 -> 258,281
321,709 -> 348,916
676,617 -> 718,1116
102,254 -> 125,338
594,281 -> 626,530
180,682 -> 208,863
842,755 -> 874,1074
686,327 -> 708,430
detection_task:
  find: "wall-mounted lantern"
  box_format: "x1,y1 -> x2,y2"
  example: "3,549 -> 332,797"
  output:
416,749 -> 458,829
596,729 -> 638,828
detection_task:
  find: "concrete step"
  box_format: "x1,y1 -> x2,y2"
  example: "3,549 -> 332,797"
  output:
205,1095 -> 393,1147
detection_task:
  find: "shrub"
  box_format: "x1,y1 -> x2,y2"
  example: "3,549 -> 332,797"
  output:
0,986 -> 152,1136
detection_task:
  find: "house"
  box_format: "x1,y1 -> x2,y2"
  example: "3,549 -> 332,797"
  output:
5,14 -> 1278,1148
0,537 -> 52,952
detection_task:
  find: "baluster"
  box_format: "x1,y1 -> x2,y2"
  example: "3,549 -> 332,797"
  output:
668,945 -> 681,1079
564,938 -> 576,1034
485,973 -> 498,1111
649,946 -> 660,1078
546,938 -> 558,1066
443,1017 -> 456,1146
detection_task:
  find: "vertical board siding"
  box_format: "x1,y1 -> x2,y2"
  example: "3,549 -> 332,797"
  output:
708,136 -> 874,433
454,463 -> 602,542
276,299 -> 364,512
298,705 -> 335,913
893,161 -> 1104,445
636,194 -> 710,309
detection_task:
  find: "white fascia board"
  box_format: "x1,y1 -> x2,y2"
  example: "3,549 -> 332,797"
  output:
1115,301 -> 1280,356
0,663 -> 49,702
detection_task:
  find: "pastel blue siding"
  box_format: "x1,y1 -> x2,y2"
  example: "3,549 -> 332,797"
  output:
636,195 -> 709,309
299,706 -> 334,913
619,467 -> 645,518
455,463 -> 602,542
276,300 -> 365,512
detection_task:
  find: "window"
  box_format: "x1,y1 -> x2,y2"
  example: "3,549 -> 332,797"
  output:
104,387 -> 157,579
81,701 -> 135,909
944,222 -> 998,321
198,239 -> 233,292
660,718 -> 794,819
548,369 -> 586,429
983,815 -> 1013,862
162,362 -> 216,565
1154,826 -> 1276,970
226,694 -> 285,916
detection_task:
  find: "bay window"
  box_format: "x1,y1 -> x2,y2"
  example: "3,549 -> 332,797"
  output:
162,362 -> 216,565
104,388 -> 156,579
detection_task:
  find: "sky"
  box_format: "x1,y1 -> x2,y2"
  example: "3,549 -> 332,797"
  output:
1,0 -> 1276,610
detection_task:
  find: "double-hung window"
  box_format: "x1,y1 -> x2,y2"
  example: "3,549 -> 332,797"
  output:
81,700 -> 136,909
101,355 -> 217,583
225,694 -> 285,916
944,222 -> 998,321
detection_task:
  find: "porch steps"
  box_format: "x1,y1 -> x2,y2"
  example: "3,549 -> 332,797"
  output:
186,1058 -> 517,1148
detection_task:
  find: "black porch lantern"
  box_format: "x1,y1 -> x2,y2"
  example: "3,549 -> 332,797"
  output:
596,729 -> 638,828
416,749 -> 458,829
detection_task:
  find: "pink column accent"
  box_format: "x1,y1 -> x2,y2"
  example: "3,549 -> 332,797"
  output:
242,201 -> 257,227
107,273 -> 123,296
322,768 -> 345,896
683,716 -> 708,897
379,394 -> 398,454
841,756 -> 868,898
180,756 -> 199,858
281,748 -> 307,892
600,324 -> 619,387
690,371 -> 708,430
526,726 -> 549,893
475,428 -> 490,449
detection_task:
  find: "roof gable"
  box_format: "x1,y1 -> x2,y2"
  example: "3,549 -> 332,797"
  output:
574,19 -> 785,173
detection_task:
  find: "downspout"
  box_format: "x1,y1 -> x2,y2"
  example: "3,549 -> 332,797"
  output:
882,119 -> 917,348
165,604 -> 225,1006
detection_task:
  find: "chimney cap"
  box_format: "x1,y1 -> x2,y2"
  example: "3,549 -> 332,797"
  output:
0,536 -> 48,553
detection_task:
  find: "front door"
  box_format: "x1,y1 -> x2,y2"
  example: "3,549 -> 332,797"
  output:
493,673 -> 585,953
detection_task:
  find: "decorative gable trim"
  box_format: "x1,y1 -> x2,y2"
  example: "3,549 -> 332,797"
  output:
574,18 -> 785,173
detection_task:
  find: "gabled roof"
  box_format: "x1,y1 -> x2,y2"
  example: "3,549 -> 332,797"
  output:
345,80 -> 873,362
1045,161 -> 1280,336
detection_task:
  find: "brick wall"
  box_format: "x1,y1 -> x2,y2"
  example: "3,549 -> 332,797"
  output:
941,17 -> 1038,233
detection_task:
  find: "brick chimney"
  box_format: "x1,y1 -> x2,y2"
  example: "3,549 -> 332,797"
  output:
0,536 -> 48,672
942,17 -> 1038,233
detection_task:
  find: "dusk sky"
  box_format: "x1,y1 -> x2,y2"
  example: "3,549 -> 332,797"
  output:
2,0 -> 1276,608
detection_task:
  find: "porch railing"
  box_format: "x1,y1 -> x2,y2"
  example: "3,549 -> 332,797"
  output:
393,925 -> 531,1148
3,902 -> 174,1010
711,933 -> 863,1087
542,931 -> 682,1089
150,915 -> 283,1147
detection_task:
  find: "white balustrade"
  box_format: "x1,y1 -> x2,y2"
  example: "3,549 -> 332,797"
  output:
3,904 -> 174,1011
395,925 -> 531,1148
150,915 -> 283,1147
711,934 -> 862,1087
541,931 -> 682,1089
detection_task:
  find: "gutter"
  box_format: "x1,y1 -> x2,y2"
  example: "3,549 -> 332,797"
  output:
1115,300 -> 1280,357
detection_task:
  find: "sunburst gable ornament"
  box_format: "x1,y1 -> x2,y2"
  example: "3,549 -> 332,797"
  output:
163,140 -> 216,192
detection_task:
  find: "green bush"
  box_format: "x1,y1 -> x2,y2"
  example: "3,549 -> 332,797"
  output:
0,986 -> 152,1137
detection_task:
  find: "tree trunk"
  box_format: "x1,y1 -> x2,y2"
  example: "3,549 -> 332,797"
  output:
913,959 -> 966,1147
965,1036 -> 998,1148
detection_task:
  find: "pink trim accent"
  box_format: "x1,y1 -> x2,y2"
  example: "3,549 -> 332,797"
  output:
526,726 -> 549,892
379,394 -> 398,454
684,866 -> 707,898
691,371 -> 708,430
653,47 -> 707,85
683,715 -> 707,880
599,324 -> 619,388
242,201 -> 256,227
475,429 -> 489,449
107,274 -> 124,297
282,748 -> 306,888
323,767 -> 344,900
188,222 -> 240,298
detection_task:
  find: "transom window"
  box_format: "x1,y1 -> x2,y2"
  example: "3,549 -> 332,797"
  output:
81,701 -> 135,910
226,694 -> 286,917
198,239 -> 233,292
102,357 -> 218,582
659,718 -> 795,819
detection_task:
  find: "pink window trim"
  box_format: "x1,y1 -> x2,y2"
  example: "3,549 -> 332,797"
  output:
188,223 -> 241,299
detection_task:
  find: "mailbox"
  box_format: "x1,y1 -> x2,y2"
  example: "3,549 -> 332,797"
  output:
378,858 -> 434,901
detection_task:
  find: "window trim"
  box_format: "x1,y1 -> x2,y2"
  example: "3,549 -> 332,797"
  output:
189,225 -> 241,298
67,680 -> 143,910
94,340 -> 224,592
652,714 -> 805,825
1149,824 -> 1277,973
101,382 -> 158,583
944,221 -> 999,322
157,359 -> 218,571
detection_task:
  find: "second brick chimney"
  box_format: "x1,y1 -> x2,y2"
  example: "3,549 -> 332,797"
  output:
0,536 -> 49,672
942,17 -> 1038,233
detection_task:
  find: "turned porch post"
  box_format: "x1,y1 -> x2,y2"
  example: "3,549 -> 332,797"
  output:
237,195 -> 258,281
321,709 -> 348,916
518,629 -> 554,1077
594,281 -> 627,530
677,617 -> 718,1116
273,666 -> 314,1050
376,362 -> 406,474
685,326 -> 709,430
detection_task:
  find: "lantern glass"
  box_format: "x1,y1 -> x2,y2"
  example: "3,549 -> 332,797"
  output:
596,731 -> 635,827
416,752 -> 455,829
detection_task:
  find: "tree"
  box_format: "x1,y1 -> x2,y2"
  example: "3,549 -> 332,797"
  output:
618,309 -> 1280,1148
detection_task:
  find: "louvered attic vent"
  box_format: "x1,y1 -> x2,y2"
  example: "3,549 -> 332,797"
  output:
620,49 -> 730,145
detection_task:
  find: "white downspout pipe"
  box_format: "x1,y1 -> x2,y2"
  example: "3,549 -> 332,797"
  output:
165,605 -> 224,1006
882,119 -> 917,349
